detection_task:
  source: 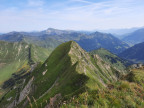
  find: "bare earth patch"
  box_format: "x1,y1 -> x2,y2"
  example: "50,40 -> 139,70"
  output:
0,63 -> 6,68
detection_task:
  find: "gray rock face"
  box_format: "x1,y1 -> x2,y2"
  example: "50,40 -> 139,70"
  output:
7,100 -> 16,108
7,76 -> 34,108
45,93 -> 61,108
18,76 -> 34,103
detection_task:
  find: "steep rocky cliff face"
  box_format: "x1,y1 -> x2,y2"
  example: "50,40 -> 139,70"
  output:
0,41 -> 128,108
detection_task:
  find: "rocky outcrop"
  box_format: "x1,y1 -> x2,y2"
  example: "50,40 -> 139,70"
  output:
7,100 -> 16,108
18,76 -> 34,103
45,93 -> 61,108
7,76 -> 34,108
68,41 -> 119,86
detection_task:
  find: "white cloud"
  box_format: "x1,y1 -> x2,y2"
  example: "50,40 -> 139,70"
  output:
0,0 -> 144,32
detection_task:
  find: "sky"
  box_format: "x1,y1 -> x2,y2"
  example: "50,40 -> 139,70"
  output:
0,0 -> 144,32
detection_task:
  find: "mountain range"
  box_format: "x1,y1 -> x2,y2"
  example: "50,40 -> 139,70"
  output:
122,28 -> 144,45
76,32 -> 129,54
0,32 -> 61,49
119,42 -> 144,63
0,28 -> 130,54
99,27 -> 141,36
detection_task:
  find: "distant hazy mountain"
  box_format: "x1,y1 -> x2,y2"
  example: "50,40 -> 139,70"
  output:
119,42 -> 144,63
0,28 -> 129,54
122,28 -> 144,45
100,27 -> 141,35
20,28 -> 75,36
0,32 -> 25,42
76,32 -> 129,54
0,31 -> 62,49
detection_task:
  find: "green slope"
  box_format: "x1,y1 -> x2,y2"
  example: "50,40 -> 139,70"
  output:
0,41 -> 128,108
0,41 -> 28,85
90,48 -> 132,71
0,41 -> 52,86
61,67 -> 144,107
23,36 -> 62,50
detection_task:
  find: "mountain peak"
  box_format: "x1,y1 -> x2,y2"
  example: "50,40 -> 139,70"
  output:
47,28 -> 57,31
46,41 -> 125,84
46,28 -> 64,35
45,28 -> 74,35
0,41 -> 129,107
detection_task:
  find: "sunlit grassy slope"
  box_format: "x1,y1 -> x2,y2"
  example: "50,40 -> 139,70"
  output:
90,48 -> 132,71
0,41 -> 129,108
61,67 -> 144,107
0,41 -> 52,86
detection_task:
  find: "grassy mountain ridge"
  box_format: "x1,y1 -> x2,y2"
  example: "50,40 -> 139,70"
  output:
90,48 -> 132,71
0,41 -> 129,108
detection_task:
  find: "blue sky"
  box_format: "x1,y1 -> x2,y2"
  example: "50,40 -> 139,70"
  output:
0,0 -> 144,32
